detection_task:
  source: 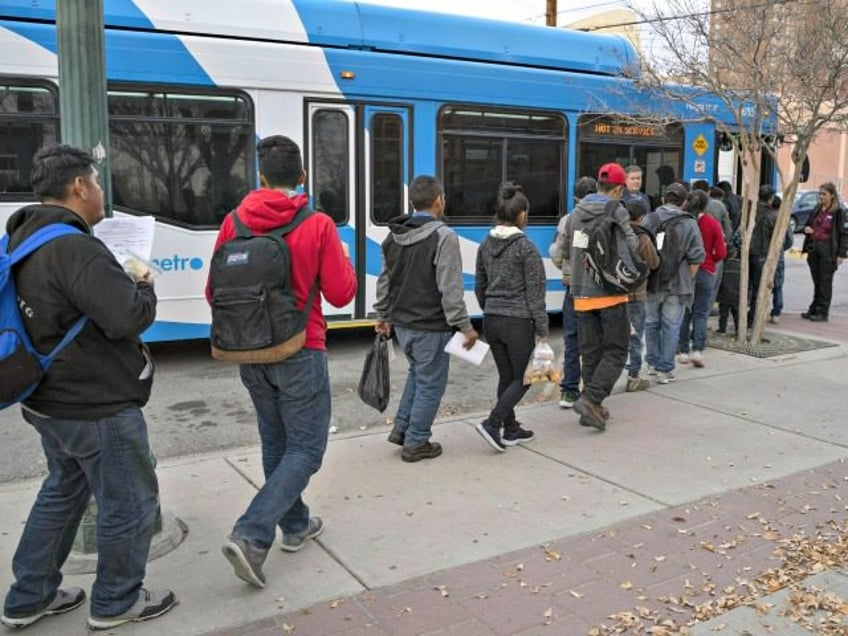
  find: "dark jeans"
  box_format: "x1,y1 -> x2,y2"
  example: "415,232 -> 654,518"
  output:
236,348 -> 330,549
771,258 -> 785,317
748,256 -> 765,326
392,326 -> 451,447
807,243 -> 838,317
678,268 -> 716,353
559,292 -> 581,394
626,299 -> 646,378
4,407 -> 159,619
718,304 -> 739,333
576,302 -> 629,404
483,315 -> 535,428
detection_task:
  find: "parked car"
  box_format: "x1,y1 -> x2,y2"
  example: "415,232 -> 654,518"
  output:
791,189 -> 818,233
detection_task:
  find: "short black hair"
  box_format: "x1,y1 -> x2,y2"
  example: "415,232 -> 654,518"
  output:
771,194 -> 781,210
257,135 -> 302,188
758,184 -> 775,202
495,181 -> 529,224
626,198 -> 648,221
574,176 -> 597,201
691,179 -> 709,192
30,144 -> 95,200
709,186 -> 724,200
685,190 -> 708,214
409,175 -> 443,210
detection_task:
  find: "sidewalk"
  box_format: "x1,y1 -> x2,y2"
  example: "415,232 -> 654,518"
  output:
0,315 -> 845,635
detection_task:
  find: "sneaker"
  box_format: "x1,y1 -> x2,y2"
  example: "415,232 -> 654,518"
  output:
691,351 -> 705,368
2,587 -> 86,628
676,352 -> 690,364
221,537 -> 268,588
655,371 -> 675,384
573,396 -> 606,431
646,365 -> 657,376
625,377 -> 650,392
475,420 -> 506,452
88,589 -> 177,630
558,390 -> 579,409
502,426 -> 535,446
809,313 -> 828,322
401,441 -> 443,462
768,315 -> 780,325
281,517 -> 324,552
387,429 -> 404,446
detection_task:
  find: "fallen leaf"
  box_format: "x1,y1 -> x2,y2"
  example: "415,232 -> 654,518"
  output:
568,590 -> 584,599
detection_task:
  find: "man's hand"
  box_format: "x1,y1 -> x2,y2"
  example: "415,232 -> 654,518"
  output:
375,320 -> 392,338
803,226 -> 813,235
461,327 -> 479,350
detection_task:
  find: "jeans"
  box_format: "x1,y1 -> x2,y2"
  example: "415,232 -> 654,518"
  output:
392,326 -> 451,447
626,299 -> 646,378
807,243 -> 837,317
771,258 -> 785,317
483,315 -> 535,428
678,269 -> 716,353
709,260 -> 724,308
748,256 -> 765,326
576,302 -> 629,404
235,348 -> 330,549
559,292 -> 581,394
4,407 -> 159,619
645,293 -> 687,373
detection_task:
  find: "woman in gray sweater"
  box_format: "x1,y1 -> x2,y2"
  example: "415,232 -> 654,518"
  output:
474,182 -> 549,452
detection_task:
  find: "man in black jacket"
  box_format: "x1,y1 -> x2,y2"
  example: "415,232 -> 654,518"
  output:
1,146 -> 175,630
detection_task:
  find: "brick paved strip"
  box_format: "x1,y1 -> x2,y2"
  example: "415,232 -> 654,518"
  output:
205,460 -> 848,636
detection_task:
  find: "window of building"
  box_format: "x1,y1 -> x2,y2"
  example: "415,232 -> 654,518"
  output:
439,106 -> 567,221
371,113 -> 404,224
109,88 -> 254,227
311,109 -> 349,224
0,81 -> 59,196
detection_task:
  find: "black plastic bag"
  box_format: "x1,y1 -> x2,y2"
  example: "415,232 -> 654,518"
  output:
358,335 -> 390,412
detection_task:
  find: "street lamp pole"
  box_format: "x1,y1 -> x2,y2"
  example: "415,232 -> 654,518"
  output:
546,0 -> 557,27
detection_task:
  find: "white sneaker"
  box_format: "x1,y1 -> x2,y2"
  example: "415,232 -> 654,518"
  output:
655,371 -> 675,384
646,365 -> 657,376
676,353 -> 690,364
691,351 -> 705,368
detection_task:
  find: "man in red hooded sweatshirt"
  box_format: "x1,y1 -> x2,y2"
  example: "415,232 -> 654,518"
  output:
212,136 -> 356,589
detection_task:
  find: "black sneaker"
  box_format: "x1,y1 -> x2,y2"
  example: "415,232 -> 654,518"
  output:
221,537 -> 268,588
2,587 -> 86,628
387,429 -> 405,446
88,589 -> 177,630
401,441 -> 443,463
475,420 -> 506,452
502,426 -> 535,446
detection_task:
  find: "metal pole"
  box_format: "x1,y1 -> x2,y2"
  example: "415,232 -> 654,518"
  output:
56,0 -> 112,216
546,0 -> 557,27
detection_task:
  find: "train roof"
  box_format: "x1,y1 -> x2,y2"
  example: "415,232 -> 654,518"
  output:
0,0 -> 640,78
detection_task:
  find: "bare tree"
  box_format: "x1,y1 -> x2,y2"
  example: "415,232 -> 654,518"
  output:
625,0 -> 848,343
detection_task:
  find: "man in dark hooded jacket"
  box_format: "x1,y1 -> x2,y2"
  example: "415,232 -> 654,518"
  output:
2,145 -> 175,630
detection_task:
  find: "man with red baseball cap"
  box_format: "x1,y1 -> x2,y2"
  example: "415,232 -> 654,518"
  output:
559,163 -> 636,431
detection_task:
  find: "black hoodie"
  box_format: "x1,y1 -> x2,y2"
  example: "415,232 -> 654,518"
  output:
6,204 -> 157,419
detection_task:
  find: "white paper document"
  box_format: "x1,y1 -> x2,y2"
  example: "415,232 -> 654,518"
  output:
444,331 -> 490,366
93,215 -> 156,262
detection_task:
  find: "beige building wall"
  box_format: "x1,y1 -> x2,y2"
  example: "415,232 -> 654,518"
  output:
777,128 -> 848,199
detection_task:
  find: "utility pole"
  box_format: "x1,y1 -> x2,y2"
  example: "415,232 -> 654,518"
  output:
546,0 -> 557,27
56,0 -> 112,216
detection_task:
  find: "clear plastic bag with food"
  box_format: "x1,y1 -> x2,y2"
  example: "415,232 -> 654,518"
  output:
523,341 -> 562,385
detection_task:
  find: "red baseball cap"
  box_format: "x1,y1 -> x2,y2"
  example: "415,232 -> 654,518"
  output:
597,163 -> 627,186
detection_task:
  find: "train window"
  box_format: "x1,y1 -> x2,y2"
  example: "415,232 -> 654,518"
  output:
371,113 -> 404,224
311,109 -> 349,224
438,106 -> 566,221
0,81 -> 59,196
108,87 -> 254,228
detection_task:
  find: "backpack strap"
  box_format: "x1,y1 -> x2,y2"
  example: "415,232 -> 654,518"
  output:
231,211 -> 252,239
266,207 -> 321,323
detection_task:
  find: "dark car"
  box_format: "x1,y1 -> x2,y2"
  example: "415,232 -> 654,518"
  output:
791,189 -> 819,233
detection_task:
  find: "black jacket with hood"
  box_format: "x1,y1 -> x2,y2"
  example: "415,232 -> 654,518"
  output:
6,204 -> 157,419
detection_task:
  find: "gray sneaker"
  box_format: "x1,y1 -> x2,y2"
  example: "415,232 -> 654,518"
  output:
222,537 -> 268,588
87,589 -> 177,630
281,516 -> 324,553
2,587 -> 86,628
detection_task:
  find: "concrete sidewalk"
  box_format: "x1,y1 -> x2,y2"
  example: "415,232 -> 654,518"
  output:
0,315 -> 846,635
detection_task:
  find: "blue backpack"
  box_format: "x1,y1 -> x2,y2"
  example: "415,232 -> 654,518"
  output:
0,224 -> 87,409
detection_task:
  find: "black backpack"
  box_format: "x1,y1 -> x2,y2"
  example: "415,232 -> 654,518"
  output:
647,210 -> 690,292
209,208 -> 318,363
581,200 -> 649,295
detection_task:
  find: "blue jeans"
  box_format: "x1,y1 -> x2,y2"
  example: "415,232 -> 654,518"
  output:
645,293 -> 687,373
678,269 -> 716,353
771,258 -> 785,317
392,326 -> 451,447
626,299 -> 646,378
235,348 -> 330,549
4,407 -> 159,619
559,292 -> 581,394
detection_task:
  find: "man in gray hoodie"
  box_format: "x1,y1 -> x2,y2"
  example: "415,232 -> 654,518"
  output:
374,175 -> 478,462
561,164 -> 637,431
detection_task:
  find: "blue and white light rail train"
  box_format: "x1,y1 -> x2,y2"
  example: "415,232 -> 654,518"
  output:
0,0 -> 769,341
